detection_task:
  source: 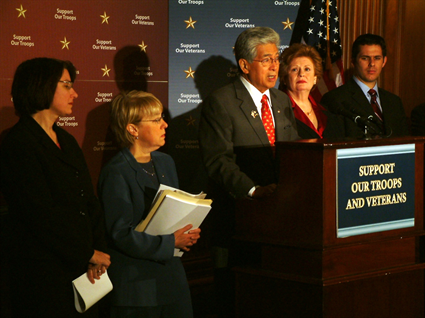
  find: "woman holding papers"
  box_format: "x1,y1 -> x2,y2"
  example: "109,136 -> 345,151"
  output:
98,90 -> 201,318
0,58 -> 111,317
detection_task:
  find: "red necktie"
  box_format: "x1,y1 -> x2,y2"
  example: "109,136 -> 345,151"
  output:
369,89 -> 383,121
261,95 -> 275,146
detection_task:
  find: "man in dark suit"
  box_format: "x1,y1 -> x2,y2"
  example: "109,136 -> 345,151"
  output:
198,26 -> 299,317
411,103 -> 425,136
321,34 -> 409,139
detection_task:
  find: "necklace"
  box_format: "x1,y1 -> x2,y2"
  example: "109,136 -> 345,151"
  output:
141,160 -> 155,176
305,109 -> 313,116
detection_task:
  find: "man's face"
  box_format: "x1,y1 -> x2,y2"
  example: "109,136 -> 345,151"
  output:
240,43 -> 280,93
353,44 -> 387,88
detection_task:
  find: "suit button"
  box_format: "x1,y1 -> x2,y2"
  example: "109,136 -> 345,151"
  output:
75,171 -> 79,178
80,190 -> 84,196
80,211 -> 85,216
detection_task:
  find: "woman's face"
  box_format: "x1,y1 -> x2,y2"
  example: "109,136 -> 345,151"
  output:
137,110 -> 168,151
286,56 -> 317,94
50,69 -> 78,117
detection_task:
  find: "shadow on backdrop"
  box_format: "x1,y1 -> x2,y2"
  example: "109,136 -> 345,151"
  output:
81,45 -> 149,188
165,55 -> 238,195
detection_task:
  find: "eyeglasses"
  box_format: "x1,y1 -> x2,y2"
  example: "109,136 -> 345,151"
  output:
252,57 -> 280,67
141,113 -> 165,124
58,80 -> 74,90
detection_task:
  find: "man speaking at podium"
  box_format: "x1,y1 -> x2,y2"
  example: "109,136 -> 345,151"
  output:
321,34 -> 409,138
199,26 -> 299,316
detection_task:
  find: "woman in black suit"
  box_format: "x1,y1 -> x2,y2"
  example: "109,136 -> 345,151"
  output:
98,90 -> 201,318
0,58 -> 111,317
279,43 -> 344,139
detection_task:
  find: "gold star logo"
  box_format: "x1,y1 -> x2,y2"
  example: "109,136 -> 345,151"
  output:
60,37 -> 71,50
100,11 -> 110,24
282,17 -> 294,30
184,16 -> 197,29
185,116 -> 196,126
101,65 -> 111,77
16,4 -> 27,18
184,66 -> 195,79
138,41 -> 148,52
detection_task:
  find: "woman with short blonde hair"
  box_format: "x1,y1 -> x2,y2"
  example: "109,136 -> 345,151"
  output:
99,90 -> 200,318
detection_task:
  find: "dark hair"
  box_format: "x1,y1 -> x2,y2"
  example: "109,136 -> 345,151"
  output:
11,57 -> 77,117
278,43 -> 323,91
351,34 -> 387,62
234,27 -> 280,73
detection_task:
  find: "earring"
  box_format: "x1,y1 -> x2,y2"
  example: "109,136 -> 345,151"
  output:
135,136 -> 139,140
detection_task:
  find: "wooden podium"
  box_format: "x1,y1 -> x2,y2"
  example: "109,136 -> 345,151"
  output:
234,137 -> 425,318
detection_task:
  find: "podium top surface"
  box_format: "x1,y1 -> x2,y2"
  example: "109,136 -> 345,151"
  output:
277,136 -> 425,150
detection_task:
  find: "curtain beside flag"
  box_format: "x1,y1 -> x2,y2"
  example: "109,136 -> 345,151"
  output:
290,0 -> 344,101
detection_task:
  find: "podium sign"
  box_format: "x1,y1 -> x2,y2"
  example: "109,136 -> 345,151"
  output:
337,144 -> 415,237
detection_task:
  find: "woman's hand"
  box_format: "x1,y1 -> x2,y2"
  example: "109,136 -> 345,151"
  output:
87,250 -> 111,284
174,224 -> 201,252
87,263 -> 107,284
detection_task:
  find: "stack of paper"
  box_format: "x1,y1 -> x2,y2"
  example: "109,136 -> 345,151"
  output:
135,184 -> 212,256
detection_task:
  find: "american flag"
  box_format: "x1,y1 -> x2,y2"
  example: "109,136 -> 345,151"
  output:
290,0 -> 344,101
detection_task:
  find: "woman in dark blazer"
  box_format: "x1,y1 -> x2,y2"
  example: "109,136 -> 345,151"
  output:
98,91 -> 201,318
0,58 -> 111,317
279,43 -> 344,139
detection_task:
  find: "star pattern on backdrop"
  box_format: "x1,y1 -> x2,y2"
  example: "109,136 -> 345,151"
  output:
138,41 -> 148,52
185,115 -> 196,126
184,66 -> 195,79
16,4 -> 27,18
60,37 -> 70,50
184,16 -> 197,29
282,17 -> 294,30
100,11 -> 110,24
101,65 -> 111,77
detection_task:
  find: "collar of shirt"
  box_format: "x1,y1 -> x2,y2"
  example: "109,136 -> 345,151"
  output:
240,76 -> 275,124
353,76 -> 382,111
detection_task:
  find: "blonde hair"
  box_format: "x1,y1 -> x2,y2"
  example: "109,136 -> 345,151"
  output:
110,90 -> 163,148
278,43 -> 323,91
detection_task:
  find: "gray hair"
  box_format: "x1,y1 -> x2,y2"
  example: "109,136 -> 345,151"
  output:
234,27 -> 280,72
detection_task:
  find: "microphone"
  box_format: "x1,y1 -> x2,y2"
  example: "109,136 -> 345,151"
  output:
349,107 -> 386,136
329,104 -> 383,136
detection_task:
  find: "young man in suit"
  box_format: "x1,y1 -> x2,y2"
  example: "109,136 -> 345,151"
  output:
198,26 -> 299,317
321,34 -> 409,139
411,103 -> 425,136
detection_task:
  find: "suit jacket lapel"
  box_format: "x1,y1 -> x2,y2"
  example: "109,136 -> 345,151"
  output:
22,116 -> 83,171
234,79 -> 272,147
121,148 -> 157,204
378,88 -> 392,133
347,79 -> 371,116
270,89 -> 287,141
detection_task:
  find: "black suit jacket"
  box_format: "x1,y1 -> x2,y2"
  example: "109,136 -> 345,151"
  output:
0,116 -> 106,317
411,103 -> 425,136
295,107 -> 345,139
321,77 -> 409,138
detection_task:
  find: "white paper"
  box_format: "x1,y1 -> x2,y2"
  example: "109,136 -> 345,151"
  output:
151,184 -> 207,208
145,194 -> 211,257
72,270 -> 113,313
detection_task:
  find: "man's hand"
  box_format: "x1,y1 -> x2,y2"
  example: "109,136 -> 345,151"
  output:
252,183 -> 277,199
